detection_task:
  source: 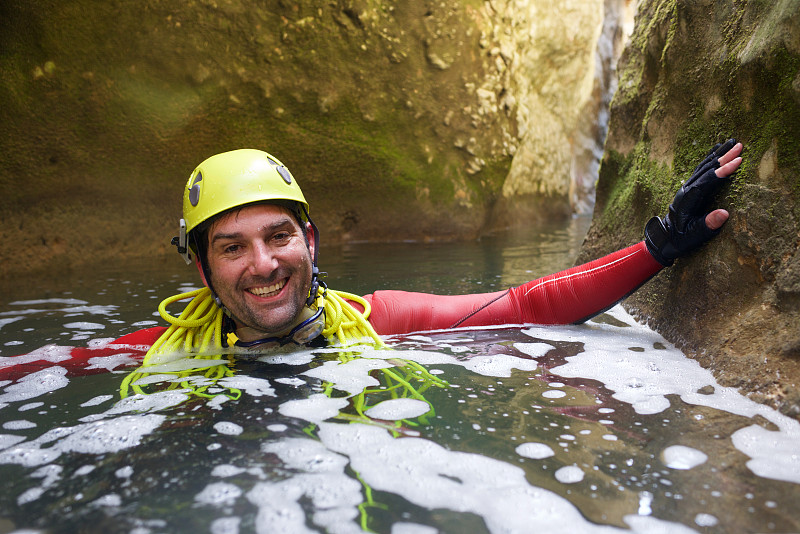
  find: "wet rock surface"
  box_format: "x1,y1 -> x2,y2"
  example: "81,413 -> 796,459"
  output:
0,0 -> 615,276
579,0 -> 800,418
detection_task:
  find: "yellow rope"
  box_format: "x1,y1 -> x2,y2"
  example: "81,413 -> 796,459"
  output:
120,286 -> 384,398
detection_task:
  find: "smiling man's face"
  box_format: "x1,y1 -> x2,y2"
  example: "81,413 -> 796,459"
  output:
203,203 -> 314,340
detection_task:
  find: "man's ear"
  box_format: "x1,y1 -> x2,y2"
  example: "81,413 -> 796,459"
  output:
195,255 -> 209,287
306,221 -> 316,259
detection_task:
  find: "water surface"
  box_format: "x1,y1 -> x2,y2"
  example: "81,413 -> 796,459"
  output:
1,217 -> 798,533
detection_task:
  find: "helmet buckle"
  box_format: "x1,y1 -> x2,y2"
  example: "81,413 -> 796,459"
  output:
172,218 -> 193,265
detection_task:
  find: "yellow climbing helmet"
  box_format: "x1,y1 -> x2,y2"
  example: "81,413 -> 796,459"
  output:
173,148 -> 309,264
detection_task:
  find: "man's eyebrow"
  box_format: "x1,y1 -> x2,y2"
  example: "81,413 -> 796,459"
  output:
209,217 -> 296,245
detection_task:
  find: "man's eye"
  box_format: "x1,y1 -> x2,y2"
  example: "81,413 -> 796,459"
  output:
273,232 -> 291,242
223,244 -> 241,254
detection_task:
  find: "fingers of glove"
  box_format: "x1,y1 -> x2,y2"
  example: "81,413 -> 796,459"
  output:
714,138 -> 738,158
691,139 -> 736,175
685,157 -> 720,187
692,151 -> 717,175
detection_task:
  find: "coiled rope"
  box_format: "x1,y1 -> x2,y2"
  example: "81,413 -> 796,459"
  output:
120,286 -> 384,398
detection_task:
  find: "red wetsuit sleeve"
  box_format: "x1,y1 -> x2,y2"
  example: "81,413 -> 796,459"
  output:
0,326 -> 166,381
361,242 -> 662,335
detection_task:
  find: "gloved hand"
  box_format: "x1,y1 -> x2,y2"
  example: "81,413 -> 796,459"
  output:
644,138 -> 740,266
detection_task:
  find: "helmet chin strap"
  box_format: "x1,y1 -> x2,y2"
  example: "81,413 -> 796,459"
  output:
304,207 -> 321,307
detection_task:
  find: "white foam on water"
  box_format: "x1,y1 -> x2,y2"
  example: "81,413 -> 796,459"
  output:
324,344 -> 538,378
517,304 -> 800,485
0,317 -> 24,331
391,523 -> 438,534
249,438 -> 363,534
278,394 -> 349,425
542,390 -> 567,399
195,482 -> 243,507
64,322 -> 106,330
93,493 -> 122,507
0,414 -> 165,468
555,465 -> 585,484
74,465 -> 96,476
310,422 -> 694,534
101,391 -> 190,417
730,423 -> 800,484
80,395 -> 114,408
275,377 -> 306,387
302,358 -> 392,396
0,345 -> 74,371
661,445 -> 707,470
115,466 -> 134,478
364,398 -> 431,421
694,513 -> 718,527
131,320 -> 159,327
3,420 -> 36,430
0,366 -> 70,405
211,376 -> 274,398
512,342 -> 553,358
85,353 -> 137,372
214,422 -> 243,436
10,298 -> 89,306
0,434 -> 26,450
59,305 -> 117,316
210,516 -> 241,534
516,442 -> 555,460
212,465 -> 248,478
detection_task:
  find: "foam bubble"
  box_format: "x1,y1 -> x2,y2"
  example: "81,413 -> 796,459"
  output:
195,482 -> 243,507
64,322 -> 106,330
516,442 -> 555,460
214,422 -> 243,436
554,465 -> 584,484
661,445 -> 707,470
364,398 -> 431,421
302,358 -> 392,396
80,395 -> 114,408
3,420 -> 36,430
212,465 -> 248,478
695,513 -> 718,527
85,353 -> 137,372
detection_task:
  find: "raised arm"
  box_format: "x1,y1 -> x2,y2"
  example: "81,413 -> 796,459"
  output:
363,140 -> 743,335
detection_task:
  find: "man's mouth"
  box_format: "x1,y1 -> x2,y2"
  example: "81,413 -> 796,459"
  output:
247,279 -> 286,298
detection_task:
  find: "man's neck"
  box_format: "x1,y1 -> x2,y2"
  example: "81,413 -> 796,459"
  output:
233,307 -> 315,343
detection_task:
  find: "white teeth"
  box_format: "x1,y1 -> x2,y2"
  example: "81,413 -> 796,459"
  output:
248,280 -> 286,297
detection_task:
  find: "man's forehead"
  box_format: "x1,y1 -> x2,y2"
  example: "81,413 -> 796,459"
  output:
209,203 -> 298,235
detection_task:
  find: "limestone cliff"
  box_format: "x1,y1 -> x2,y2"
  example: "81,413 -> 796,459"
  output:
0,0 -> 617,277
581,0 -> 800,416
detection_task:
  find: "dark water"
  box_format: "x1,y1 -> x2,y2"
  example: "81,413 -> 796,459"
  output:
1,216 -> 799,534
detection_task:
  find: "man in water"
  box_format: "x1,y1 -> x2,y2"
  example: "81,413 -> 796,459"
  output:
155,139 -> 743,353
0,139 -> 744,378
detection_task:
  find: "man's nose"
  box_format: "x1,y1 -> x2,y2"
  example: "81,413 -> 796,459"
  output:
248,241 -> 279,275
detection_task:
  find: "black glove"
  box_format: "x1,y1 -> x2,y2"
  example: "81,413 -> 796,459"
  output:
644,138 -> 737,266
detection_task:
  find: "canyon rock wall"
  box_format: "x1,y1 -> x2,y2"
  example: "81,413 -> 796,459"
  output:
580,0 -> 800,417
0,0 -> 620,277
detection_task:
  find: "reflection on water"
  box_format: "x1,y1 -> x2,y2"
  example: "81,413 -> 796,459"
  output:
1,217 -> 799,533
